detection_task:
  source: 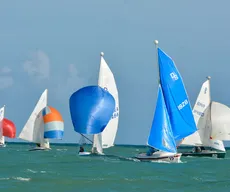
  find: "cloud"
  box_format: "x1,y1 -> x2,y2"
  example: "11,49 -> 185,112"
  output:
0,66 -> 14,89
23,50 -> 50,81
54,64 -> 87,101
1,66 -> 11,74
0,76 -> 13,90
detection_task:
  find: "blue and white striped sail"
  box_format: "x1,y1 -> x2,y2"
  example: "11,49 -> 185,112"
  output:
147,85 -> 177,153
158,48 -> 197,140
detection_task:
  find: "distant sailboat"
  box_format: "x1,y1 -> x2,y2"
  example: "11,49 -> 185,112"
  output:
0,106 -> 5,147
69,85 -> 116,156
181,77 -> 228,158
0,106 -> 16,147
92,52 -> 119,155
135,40 -> 197,162
18,89 -> 64,151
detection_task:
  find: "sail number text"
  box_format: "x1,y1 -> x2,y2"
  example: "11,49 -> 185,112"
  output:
193,110 -> 204,117
111,107 -> 119,119
178,99 -> 188,110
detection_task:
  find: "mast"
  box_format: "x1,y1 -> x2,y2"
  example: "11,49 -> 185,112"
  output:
154,40 -> 160,84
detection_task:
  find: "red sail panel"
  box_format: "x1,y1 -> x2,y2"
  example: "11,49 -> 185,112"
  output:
2,118 -> 16,138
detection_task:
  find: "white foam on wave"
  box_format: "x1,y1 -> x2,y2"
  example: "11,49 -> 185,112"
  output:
56,149 -> 67,151
0,177 -> 10,180
27,169 -> 37,173
12,177 -> 31,181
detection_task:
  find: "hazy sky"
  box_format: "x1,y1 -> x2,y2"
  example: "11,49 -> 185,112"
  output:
1,1 -> 230,145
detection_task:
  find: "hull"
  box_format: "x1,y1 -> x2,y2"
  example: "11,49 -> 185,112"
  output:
78,151 -> 104,156
78,152 -> 91,156
182,150 -> 226,158
0,143 -> 6,148
135,151 -> 182,163
29,147 -> 51,151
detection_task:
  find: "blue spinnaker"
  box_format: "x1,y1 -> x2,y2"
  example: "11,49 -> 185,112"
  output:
69,85 -> 115,134
147,85 -> 177,153
158,48 -> 197,140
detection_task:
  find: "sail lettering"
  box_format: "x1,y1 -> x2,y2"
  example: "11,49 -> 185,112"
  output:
111,107 -> 119,119
197,102 -> 205,108
204,87 -> 207,94
170,72 -> 179,81
193,110 -> 204,117
178,99 -> 188,110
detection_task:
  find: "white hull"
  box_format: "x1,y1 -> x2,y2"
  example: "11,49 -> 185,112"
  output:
29,147 -> 51,151
78,152 -> 91,156
135,151 -> 182,163
0,143 -> 6,148
78,151 -> 105,156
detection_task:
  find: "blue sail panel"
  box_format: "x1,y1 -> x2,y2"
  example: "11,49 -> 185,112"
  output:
69,85 -> 115,134
147,85 -> 177,153
158,48 -> 197,140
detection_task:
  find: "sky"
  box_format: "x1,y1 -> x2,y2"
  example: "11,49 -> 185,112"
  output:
1,0 -> 230,145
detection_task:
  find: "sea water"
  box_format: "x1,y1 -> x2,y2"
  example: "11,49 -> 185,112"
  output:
0,143 -> 229,192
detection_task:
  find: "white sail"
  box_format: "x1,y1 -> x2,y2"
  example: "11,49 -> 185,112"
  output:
181,77 -> 225,151
0,106 -> 5,145
97,52 -> 119,149
209,139 -> 226,152
19,89 -> 49,148
92,134 -> 103,154
210,101 -> 230,141
182,79 -> 210,146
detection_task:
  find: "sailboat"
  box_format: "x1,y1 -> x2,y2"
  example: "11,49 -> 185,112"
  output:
135,40 -> 197,162
181,76 -> 228,158
0,106 -> 6,147
69,85 -> 116,156
0,106 -> 16,147
18,89 -> 64,151
91,52 -> 119,155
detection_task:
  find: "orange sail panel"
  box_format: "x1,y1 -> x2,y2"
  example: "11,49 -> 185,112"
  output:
2,118 -> 16,138
42,106 -> 64,139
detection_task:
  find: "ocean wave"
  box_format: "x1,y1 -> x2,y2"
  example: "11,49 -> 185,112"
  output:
12,177 -> 31,181
27,169 -> 37,173
56,149 -> 67,151
0,177 -> 10,180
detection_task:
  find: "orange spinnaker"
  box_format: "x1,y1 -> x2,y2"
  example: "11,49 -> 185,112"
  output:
43,106 -> 63,123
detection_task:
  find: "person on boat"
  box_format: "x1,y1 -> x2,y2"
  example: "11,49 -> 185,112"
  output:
36,143 -> 41,147
79,146 -> 84,153
194,146 -> 202,153
146,147 -> 158,156
200,146 -> 205,151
